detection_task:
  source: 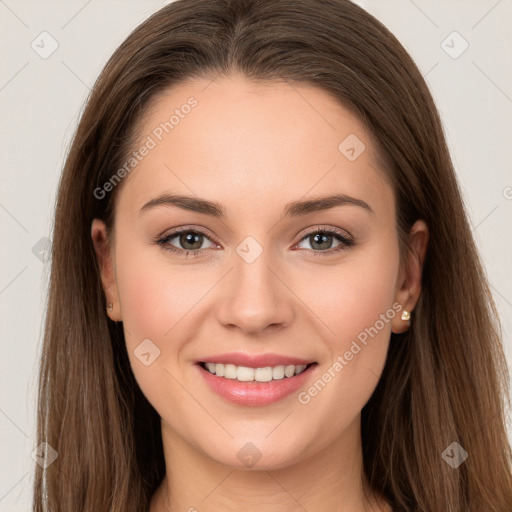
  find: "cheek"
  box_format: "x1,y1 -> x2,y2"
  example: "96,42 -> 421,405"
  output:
114,234 -> 206,342
112,236 -> 188,377
115,245 -> 167,340
300,235 -> 400,345
113,239 -> 204,412
296,237 -> 400,421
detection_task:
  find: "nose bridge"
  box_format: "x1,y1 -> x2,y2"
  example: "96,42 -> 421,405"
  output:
216,234 -> 293,333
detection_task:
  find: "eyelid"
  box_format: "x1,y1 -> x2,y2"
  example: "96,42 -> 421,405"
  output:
158,225 -> 221,245
296,225 -> 354,244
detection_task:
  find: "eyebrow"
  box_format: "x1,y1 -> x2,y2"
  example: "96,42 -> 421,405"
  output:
139,193 -> 374,217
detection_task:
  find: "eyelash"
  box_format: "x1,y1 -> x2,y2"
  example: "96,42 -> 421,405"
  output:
155,225 -> 355,258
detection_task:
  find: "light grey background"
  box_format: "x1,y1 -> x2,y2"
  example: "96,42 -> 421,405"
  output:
1,1 -> 511,510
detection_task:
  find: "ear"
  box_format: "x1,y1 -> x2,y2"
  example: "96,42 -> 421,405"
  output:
391,219 -> 429,334
91,218 -> 122,322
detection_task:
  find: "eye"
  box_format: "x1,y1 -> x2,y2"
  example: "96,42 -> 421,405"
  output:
156,228 -> 217,257
294,226 -> 355,256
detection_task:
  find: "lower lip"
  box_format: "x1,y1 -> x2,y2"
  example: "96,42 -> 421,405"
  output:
196,363 -> 318,406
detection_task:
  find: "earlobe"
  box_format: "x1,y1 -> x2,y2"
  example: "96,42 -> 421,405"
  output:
391,219 -> 429,334
91,218 -> 121,321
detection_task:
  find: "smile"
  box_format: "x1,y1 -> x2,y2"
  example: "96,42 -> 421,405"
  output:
196,361 -> 319,406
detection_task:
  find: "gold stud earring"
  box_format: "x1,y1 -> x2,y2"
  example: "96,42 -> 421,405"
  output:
401,310 -> 411,321
107,302 -> 113,313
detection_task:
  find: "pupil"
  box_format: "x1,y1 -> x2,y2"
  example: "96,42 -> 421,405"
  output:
181,232 -> 202,250
312,233 -> 331,250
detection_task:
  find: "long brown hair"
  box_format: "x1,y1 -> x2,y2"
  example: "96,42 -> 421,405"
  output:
33,0 -> 512,510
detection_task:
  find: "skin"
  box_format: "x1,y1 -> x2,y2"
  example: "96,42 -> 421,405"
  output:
91,73 -> 428,512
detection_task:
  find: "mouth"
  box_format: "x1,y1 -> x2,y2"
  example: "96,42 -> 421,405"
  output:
195,360 -> 319,406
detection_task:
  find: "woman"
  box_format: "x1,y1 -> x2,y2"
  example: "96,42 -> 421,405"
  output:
33,0 -> 512,510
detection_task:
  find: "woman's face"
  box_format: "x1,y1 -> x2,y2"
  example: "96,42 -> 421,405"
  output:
92,74 -> 424,470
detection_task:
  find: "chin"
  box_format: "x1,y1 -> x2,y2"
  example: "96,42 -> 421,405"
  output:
202,436 -> 308,471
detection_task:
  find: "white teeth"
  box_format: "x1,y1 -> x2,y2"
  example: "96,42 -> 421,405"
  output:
237,366 -> 255,381
224,364 -> 237,379
203,362 -> 310,382
254,367 -> 273,382
284,365 -> 295,377
272,365 -> 285,379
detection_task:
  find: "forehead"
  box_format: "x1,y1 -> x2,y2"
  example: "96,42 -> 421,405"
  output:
115,74 -> 393,222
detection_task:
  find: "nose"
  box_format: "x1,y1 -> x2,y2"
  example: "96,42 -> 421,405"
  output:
215,250 -> 295,336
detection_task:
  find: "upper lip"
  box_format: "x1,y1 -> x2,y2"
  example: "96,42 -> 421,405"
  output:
196,352 -> 315,368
